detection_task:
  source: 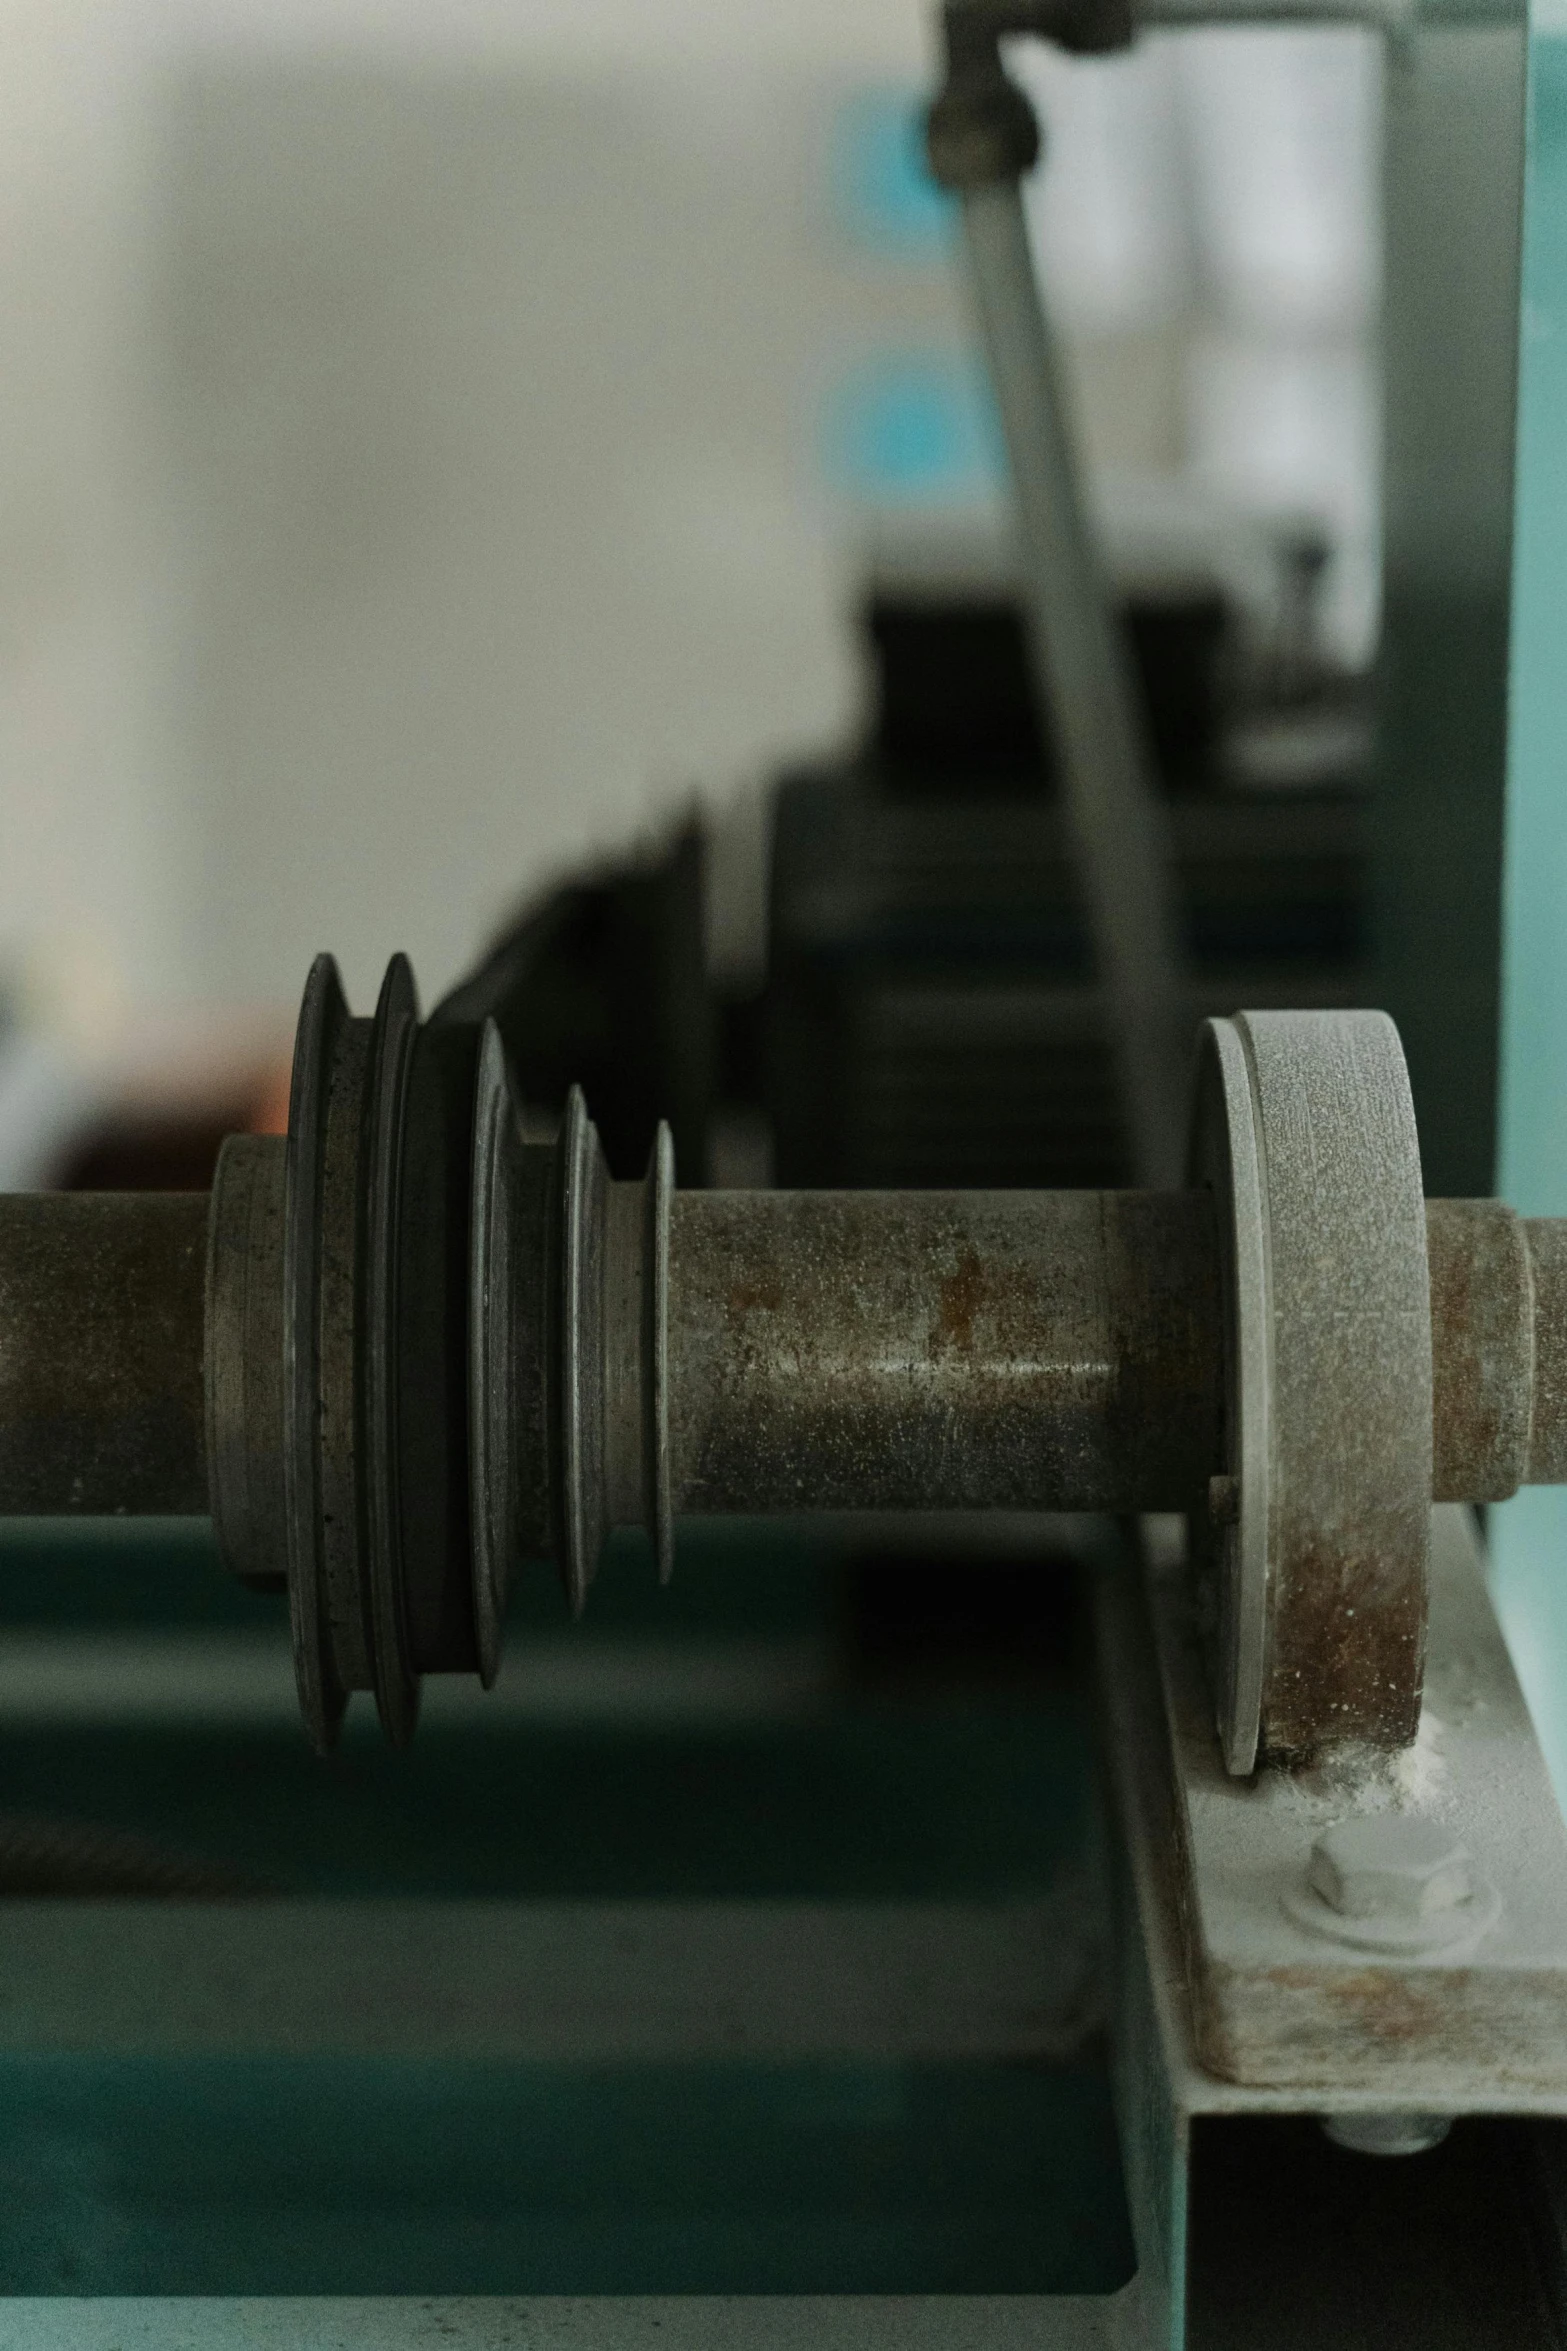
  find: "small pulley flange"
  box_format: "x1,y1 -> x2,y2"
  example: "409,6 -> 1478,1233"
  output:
470,1018 -> 556,1681
471,1020 -> 674,1641
362,953 -> 421,1746
281,953 -> 354,1750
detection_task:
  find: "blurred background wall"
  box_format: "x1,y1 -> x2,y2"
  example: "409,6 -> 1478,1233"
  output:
0,0 -> 1378,1100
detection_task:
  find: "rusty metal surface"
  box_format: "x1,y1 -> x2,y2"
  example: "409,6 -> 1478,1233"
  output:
666,1188 -> 1222,1517
0,1192 -> 207,1513
1132,1507 -> 1567,2101
1427,1198 -> 1534,1501
1525,1216 -> 1567,1484
1091,1511 -> 1567,2351
1228,1011 -> 1432,1764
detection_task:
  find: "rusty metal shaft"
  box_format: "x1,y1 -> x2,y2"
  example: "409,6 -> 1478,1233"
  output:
1428,1201 -> 1567,1499
466,1043 -> 1567,1646
0,1193 -> 208,1514
1,1173 -> 1563,1545
663,1193 -> 1567,1523
471,1046 -> 1223,1630
666,1188 -> 1222,1517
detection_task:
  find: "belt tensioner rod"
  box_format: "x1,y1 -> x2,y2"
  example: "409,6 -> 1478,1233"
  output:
928,6 -> 1188,1188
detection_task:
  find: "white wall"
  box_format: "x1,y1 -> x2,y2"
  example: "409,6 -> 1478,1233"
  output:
0,0 -> 1380,1044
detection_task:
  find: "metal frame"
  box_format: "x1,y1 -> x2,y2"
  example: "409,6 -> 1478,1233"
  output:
0,2297 -> 1124,2350
1097,1506 -> 1567,2348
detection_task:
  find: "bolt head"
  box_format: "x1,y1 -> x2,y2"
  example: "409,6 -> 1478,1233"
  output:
1307,1816 -> 1473,1923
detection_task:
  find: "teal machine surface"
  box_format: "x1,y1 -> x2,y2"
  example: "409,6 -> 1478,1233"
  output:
6,1 -> 1567,2346
1490,5 -> 1567,1802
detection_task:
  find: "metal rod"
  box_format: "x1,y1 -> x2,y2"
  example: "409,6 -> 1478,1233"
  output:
0,1193 -> 208,1514
667,1188 -> 1224,1516
524,1121 -> 1567,1564
9,1172 -> 1565,1544
957,181 -> 1190,1186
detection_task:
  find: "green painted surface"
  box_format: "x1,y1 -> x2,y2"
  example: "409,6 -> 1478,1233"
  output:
0,1701 -> 1088,1899
0,2056 -> 1132,2297
0,1520 -> 1122,2296
0,1515 -> 1089,1902
0,1519 -> 833,1637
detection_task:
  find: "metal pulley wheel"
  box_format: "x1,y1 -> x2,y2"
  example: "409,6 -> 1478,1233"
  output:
1189,1011 -> 1432,1774
203,955 -> 1567,1773
208,952 -> 481,1750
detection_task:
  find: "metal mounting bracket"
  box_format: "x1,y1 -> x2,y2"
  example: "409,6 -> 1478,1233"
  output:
1096,1504 -> 1567,2347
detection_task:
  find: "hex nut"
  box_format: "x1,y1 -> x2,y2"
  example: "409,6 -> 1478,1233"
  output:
1307,1816 -> 1473,1923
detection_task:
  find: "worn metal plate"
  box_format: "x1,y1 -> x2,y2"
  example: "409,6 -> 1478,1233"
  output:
1139,1506 -> 1567,2101
1096,1507 -> 1567,2351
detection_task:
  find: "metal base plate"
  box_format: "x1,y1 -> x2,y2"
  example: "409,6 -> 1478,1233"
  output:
1119,1505 -> 1567,2103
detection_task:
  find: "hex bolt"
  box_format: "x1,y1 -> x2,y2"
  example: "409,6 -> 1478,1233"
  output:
1307,1816 -> 1473,1924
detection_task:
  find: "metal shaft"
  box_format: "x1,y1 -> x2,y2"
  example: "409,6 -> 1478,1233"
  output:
1427,1200 -> 1567,1499
667,1187 -> 1222,1516
0,1193 -> 208,1514
5,1161 -> 1566,1533
471,1071 -> 1567,1625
